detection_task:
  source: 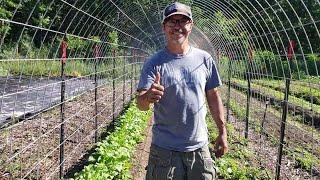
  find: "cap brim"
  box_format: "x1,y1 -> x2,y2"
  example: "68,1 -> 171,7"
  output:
162,12 -> 192,23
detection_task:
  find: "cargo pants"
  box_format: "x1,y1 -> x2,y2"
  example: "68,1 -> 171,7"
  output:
145,144 -> 217,180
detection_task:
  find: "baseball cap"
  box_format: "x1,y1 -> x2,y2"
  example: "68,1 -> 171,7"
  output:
162,2 -> 193,23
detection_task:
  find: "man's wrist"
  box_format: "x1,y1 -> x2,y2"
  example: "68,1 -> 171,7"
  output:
218,126 -> 227,135
136,91 -> 151,111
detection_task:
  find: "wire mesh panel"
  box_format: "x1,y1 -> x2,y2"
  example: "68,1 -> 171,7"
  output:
0,0 -> 319,179
199,0 -> 320,179
0,0 -> 148,179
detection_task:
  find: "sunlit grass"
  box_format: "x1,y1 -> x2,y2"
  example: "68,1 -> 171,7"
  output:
0,59 -> 141,79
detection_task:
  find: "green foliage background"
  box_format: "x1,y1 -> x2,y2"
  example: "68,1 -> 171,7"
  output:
1,0 -> 319,79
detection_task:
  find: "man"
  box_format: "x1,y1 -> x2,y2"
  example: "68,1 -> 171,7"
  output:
136,2 -> 228,180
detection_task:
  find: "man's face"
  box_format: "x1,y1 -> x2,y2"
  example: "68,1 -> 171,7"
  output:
163,14 -> 193,45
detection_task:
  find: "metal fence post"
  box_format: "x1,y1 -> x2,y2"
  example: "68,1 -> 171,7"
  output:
245,71 -> 251,139
94,44 -> 98,143
112,49 -> 116,121
260,98 -> 269,139
130,49 -> 134,100
59,39 -> 67,179
227,59 -> 231,122
275,78 -> 291,180
134,51 -> 138,93
123,49 -> 126,108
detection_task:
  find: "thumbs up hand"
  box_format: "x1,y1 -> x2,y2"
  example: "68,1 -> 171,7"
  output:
154,71 -> 161,85
147,72 -> 164,103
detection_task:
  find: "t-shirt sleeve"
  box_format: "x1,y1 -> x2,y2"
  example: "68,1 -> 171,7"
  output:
137,60 -> 156,91
205,56 -> 222,91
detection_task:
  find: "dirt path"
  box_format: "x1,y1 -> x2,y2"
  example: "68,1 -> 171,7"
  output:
131,118 -> 153,180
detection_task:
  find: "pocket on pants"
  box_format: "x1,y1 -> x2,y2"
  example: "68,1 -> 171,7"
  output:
146,145 -> 173,180
202,158 -> 217,180
199,146 -> 217,180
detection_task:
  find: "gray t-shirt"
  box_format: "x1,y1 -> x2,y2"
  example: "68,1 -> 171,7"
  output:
137,46 -> 222,152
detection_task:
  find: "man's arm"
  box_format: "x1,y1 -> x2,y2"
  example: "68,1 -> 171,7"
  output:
136,72 -> 164,111
206,88 -> 228,158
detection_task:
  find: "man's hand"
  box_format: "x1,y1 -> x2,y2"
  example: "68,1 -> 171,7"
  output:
214,132 -> 228,158
146,72 -> 164,103
136,72 -> 164,111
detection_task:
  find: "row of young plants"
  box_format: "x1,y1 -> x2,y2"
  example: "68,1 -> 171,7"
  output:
206,112 -> 271,179
74,102 -> 151,180
299,76 -> 320,84
222,86 -> 320,175
231,85 -> 320,153
228,80 -> 320,130
231,78 -> 320,115
249,78 -> 320,105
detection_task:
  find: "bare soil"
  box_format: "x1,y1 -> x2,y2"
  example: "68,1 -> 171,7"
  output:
0,81 -> 134,179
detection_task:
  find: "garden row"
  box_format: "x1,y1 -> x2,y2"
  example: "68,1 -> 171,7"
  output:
0,81 -> 133,179
221,85 -> 320,177
247,78 -> 320,105
206,113 -> 272,179
228,79 -> 320,128
74,102 -> 151,179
